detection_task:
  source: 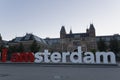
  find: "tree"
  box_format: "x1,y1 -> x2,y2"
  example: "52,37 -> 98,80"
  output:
97,38 -> 107,51
8,46 -> 16,53
0,45 -> 4,52
30,40 -> 40,53
109,38 -> 119,54
17,43 -> 24,52
7,46 -> 17,60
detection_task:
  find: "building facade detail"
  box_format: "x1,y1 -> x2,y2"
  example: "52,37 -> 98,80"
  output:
59,24 -> 97,52
45,24 -> 97,52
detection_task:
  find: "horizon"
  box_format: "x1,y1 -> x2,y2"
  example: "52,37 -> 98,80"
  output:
0,0 -> 120,40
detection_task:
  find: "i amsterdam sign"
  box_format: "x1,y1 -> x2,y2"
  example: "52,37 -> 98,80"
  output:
0,46 -> 116,64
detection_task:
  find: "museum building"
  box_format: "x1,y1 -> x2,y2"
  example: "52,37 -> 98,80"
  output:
0,24 -> 120,52
45,24 -> 97,52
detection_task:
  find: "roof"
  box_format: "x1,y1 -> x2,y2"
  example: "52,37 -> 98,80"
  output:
89,24 -> 95,30
44,38 -> 60,40
96,34 -> 120,41
96,34 -> 120,38
9,33 -> 47,44
44,38 -> 60,45
60,26 -> 66,34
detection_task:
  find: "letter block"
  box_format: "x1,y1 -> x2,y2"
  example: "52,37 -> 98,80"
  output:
1,48 -> 8,62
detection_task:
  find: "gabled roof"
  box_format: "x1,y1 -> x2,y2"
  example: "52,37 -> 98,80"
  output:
9,37 -> 22,43
14,37 -> 22,42
33,35 -> 47,44
9,33 -> 47,44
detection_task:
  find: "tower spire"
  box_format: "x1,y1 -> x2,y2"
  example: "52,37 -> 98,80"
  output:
69,29 -> 72,34
0,34 -> 2,41
60,26 -> 66,39
89,24 -> 95,37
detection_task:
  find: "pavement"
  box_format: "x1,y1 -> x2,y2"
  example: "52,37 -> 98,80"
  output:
0,63 -> 120,80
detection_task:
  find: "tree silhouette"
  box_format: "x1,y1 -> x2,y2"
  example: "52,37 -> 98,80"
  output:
97,38 -> 107,51
109,38 -> 119,54
17,43 -> 24,52
30,40 -> 40,53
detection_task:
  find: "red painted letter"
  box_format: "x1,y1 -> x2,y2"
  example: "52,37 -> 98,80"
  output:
11,53 -> 20,62
1,48 -> 8,62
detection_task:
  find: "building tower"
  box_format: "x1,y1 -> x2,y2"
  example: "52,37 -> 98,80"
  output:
60,26 -> 66,39
0,34 -> 3,47
0,34 -> 2,41
88,24 -> 95,37
69,29 -> 72,34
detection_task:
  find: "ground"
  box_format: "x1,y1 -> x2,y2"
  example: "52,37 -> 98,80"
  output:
0,63 -> 120,80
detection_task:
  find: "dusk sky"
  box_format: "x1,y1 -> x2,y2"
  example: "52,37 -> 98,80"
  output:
0,0 -> 120,40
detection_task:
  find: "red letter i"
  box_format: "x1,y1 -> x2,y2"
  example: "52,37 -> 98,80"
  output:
1,48 -> 8,62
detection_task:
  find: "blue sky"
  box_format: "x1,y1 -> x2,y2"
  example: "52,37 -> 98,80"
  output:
0,0 -> 120,40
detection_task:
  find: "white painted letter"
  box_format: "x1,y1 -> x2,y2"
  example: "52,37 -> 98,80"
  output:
43,50 -> 50,63
96,52 -> 116,64
62,52 -> 70,63
34,52 -> 43,63
83,52 -> 95,63
51,52 -> 61,63
70,52 -> 82,63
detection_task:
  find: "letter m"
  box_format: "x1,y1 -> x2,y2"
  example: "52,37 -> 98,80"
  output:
96,52 -> 116,64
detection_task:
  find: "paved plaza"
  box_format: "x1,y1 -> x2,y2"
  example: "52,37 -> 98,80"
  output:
0,63 -> 120,80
